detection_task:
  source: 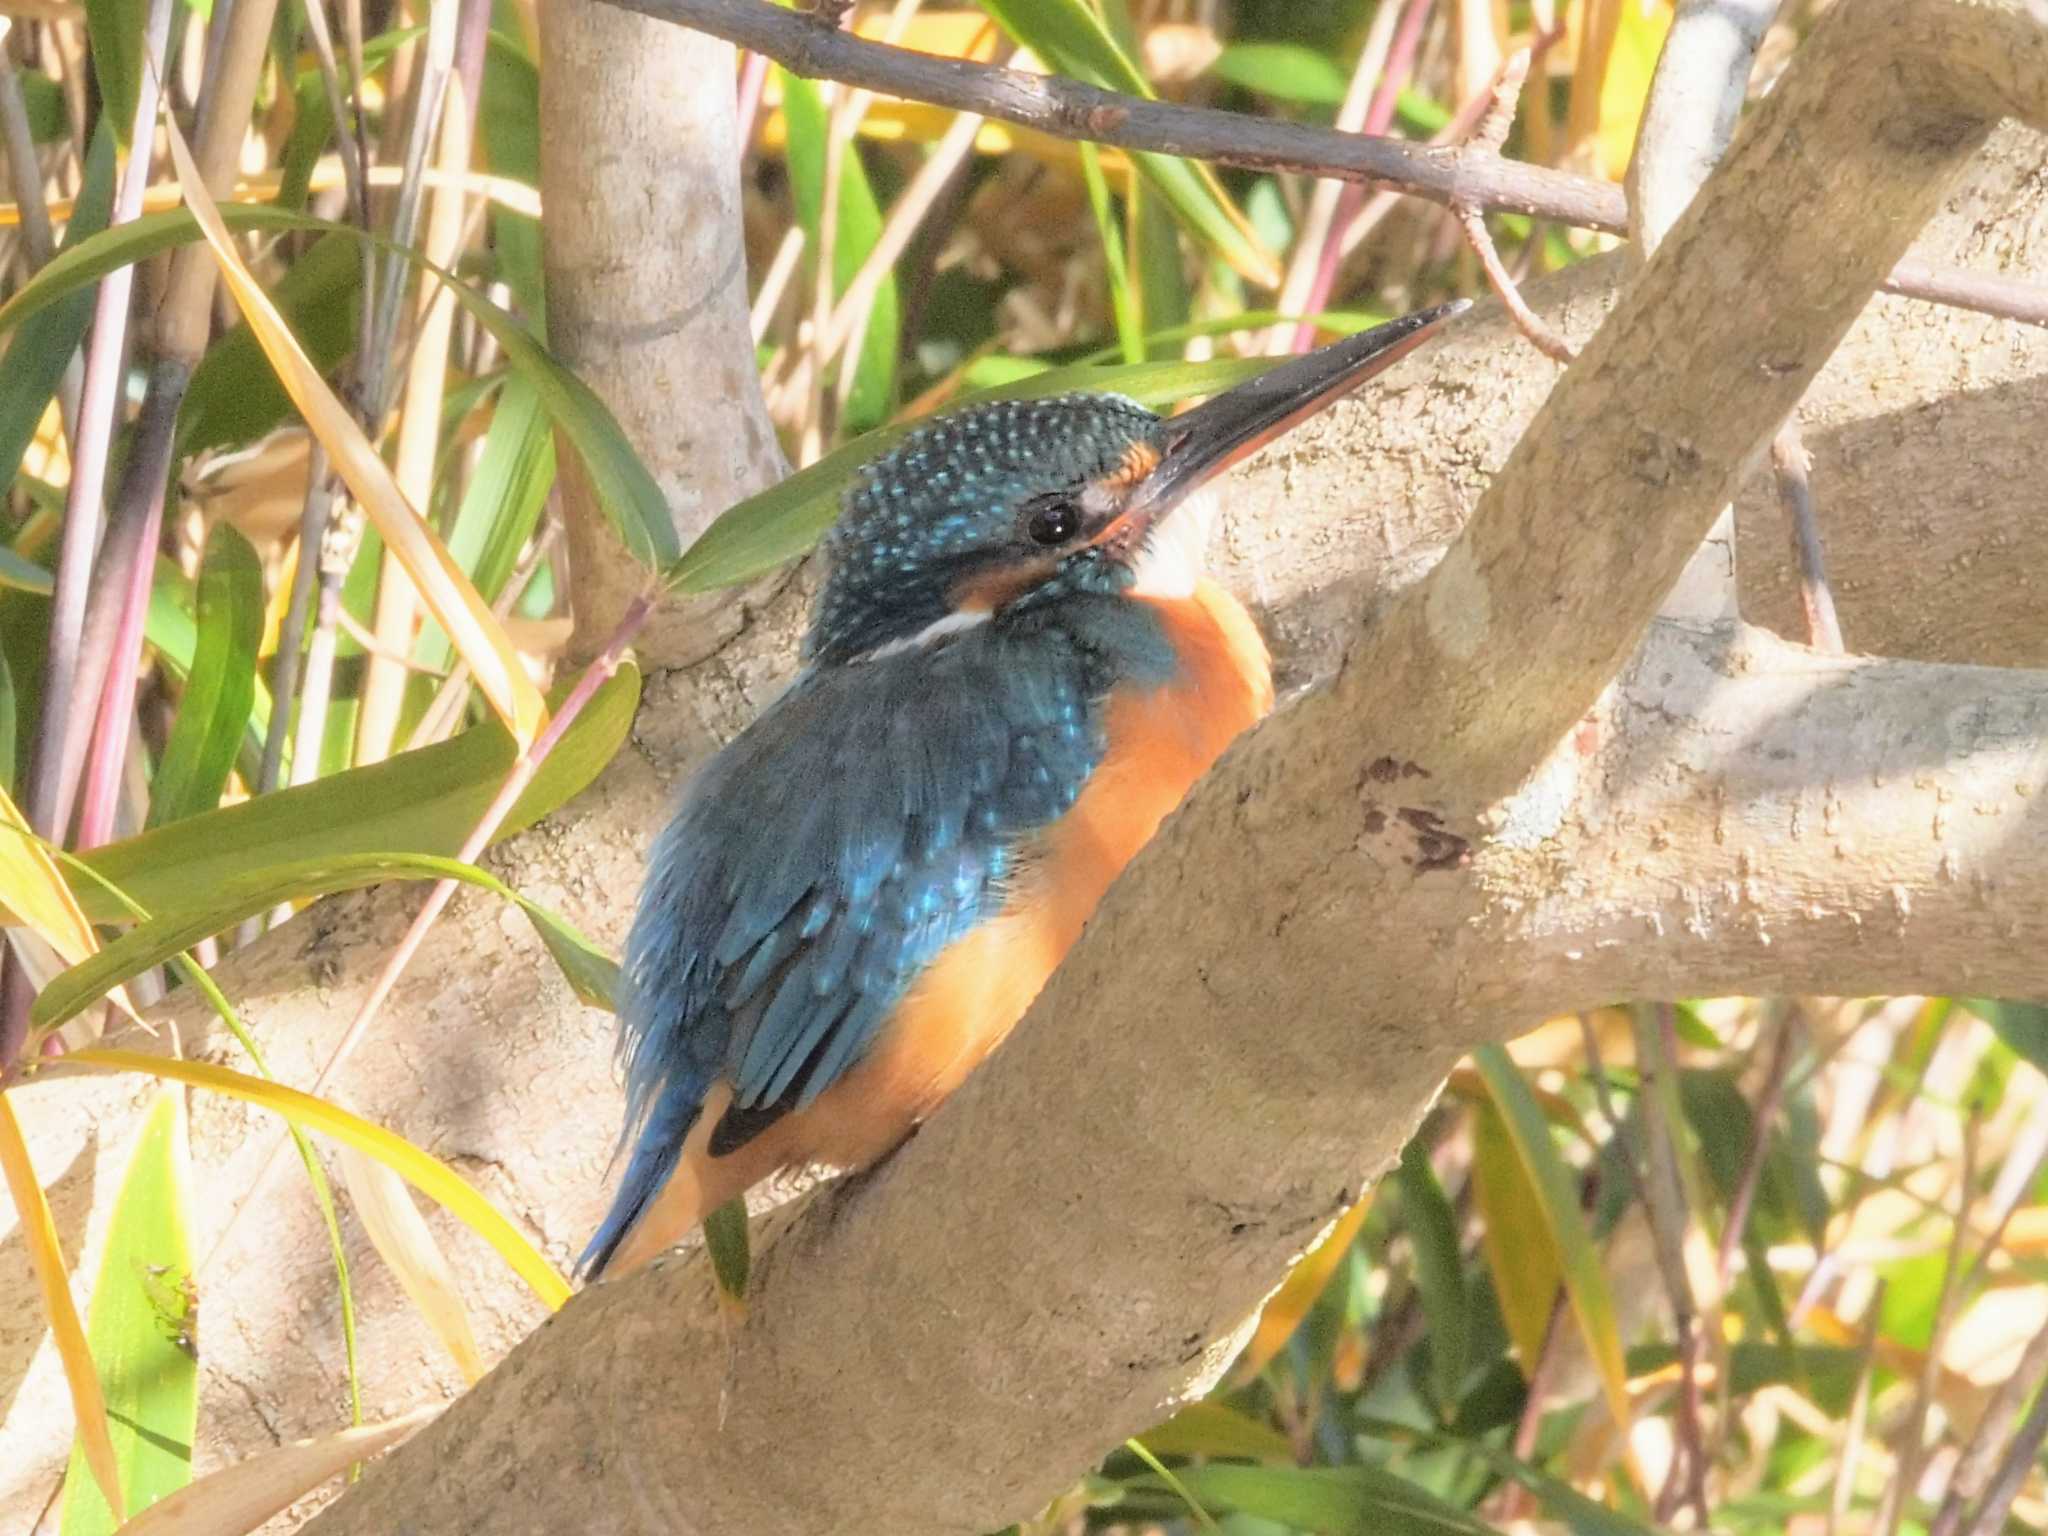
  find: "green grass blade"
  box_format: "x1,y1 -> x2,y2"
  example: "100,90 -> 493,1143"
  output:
1397,1137 -> 1469,1413
82,0 -> 143,148
61,1050 -> 571,1312
480,33 -> 546,322
974,0 -> 1278,285
1211,41 -> 1351,105
34,851 -> 616,1031
1123,1464 -> 1501,1535
666,356 -> 1271,593
56,1088 -> 197,1536
781,70 -> 900,431
1077,141 -> 1143,364
70,663 -> 638,925
415,374 -> 555,674
0,126 -> 114,492
1472,1044 -> 1632,1432
55,852 -> 368,1432
148,525 -> 262,827
1130,180 -> 1190,342
1135,1402 -> 1293,1462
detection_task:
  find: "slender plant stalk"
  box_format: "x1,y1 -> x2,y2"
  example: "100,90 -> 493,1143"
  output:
24,0 -> 173,845
1290,0 -> 1433,352
356,0 -> 493,764
0,42 -> 55,267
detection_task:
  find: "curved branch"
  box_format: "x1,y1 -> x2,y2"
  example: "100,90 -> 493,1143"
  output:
1334,0 -> 2045,803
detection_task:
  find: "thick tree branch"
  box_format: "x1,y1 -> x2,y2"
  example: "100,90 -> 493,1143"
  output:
607,0 -> 2048,329
286,639 -> 2048,1536
1333,0 -> 2042,804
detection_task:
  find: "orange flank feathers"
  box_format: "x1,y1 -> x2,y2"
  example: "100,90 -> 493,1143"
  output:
598,579 -> 1271,1276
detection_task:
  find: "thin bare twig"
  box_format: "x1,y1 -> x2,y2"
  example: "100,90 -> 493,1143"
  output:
0,39 -> 55,267
1449,51 -> 1575,365
1770,424 -> 1845,653
1456,208 -> 1575,363
1955,1354 -> 2048,1536
1289,0 -> 1432,351
1828,1281 -> 1886,1536
1931,1321 -> 2048,1536
1716,1011 -> 1800,1283
1877,1112 -> 1979,1536
610,0 -> 2048,330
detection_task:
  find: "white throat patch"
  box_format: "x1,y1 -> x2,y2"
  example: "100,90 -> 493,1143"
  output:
1130,487 -> 1218,599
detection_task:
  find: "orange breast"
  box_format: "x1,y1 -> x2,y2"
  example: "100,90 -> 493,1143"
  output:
795,576 -> 1274,1167
597,581 -> 1273,1276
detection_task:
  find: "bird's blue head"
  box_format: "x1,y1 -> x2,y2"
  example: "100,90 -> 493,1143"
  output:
805,301 -> 1468,665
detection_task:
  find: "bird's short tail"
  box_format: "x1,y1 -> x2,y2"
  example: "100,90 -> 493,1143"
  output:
579,1083 -> 701,1281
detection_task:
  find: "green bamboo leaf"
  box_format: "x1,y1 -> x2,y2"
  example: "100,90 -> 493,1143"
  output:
1397,1138 -> 1469,1413
70,663 -> 638,926
148,526 -> 263,827
0,127 -> 114,492
1078,141 -> 1142,364
1356,1419 -> 1660,1536
702,1196 -> 751,1315
0,203 -> 676,573
1212,41 -> 1350,106
1472,1044 -> 1631,1431
35,851 -> 615,1031
56,1088 -> 197,1536
0,553 -> 274,765
416,374 -> 555,674
55,854 -> 368,1429
1468,1094 -> 1559,1373
179,231 -> 362,456
1965,998 -> 2048,1076
1136,1402 -> 1294,1463
18,71 -> 64,143
479,33 -> 546,323
666,356 -> 1272,593
974,0 -> 1279,286
83,0 -> 143,149
1124,1464 -> 1499,1536
781,70 -> 900,431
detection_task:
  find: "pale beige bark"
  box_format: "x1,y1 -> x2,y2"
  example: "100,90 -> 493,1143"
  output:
539,9 -> 787,666
6,3 -> 2048,1530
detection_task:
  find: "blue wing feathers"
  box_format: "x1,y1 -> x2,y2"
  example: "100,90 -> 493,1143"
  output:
585,597 -> 1178,1273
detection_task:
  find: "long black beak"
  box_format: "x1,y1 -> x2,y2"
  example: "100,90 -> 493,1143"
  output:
1122,300 -> 1470,525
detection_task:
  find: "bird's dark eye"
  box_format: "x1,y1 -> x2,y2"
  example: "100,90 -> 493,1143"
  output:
1025,499 -> 1079,546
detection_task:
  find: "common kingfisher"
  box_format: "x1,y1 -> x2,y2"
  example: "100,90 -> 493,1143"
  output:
581,303 -> 1464,1279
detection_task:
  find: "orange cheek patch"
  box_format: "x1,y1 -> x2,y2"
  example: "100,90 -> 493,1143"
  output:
951,558 -> 1059,614
1108,439 -> 1160,490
